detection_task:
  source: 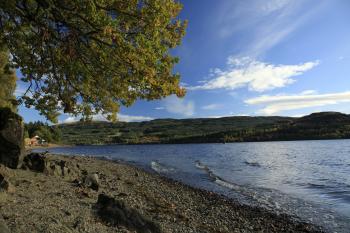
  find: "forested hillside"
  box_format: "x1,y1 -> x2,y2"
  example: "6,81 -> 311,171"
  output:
57,112 -> 350,145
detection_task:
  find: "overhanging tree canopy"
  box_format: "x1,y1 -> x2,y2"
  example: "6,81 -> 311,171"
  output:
0,0 -> 187,122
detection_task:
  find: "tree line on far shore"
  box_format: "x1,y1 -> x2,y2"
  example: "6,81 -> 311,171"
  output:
24,121 -> 62,143
55,111 -> 350,145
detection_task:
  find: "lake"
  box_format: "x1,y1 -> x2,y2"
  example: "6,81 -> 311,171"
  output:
35,139 -> 350,232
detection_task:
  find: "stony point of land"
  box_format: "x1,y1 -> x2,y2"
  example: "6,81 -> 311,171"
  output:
0,153 -> 325,233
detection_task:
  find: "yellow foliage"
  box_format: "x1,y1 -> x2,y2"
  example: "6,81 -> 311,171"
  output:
0,0 -> 187,122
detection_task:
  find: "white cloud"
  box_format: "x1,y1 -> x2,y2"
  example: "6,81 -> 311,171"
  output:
201,104 -> 223,110
202,113 -> 250,118
163,95 -> 195,117
155,107 -> 165,110
15,83 -> 29,97
62,113 -> 153,123
189,57 -> 319,92
245,91 -> 350,115
300,90 -> 317,95
63,116 -> 77,124
15,87 -> 25,97
235,113 -> 250,116
118,114 -> 153,122
291,114 -> 306,118
204,115 -> 229,119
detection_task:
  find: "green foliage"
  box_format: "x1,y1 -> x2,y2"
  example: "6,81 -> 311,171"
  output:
0,0 -> 187,122
0,46 -> 17,112
25,121 -> 62,143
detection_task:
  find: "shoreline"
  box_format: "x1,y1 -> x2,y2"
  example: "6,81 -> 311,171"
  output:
52,136 -> 350,148
0,153 -> 326,232
25,143 -> 72,150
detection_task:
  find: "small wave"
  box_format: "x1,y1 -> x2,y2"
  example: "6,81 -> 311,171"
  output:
151,161 -> 175,174
306,183 -> 327,189
215,178 -> 242,191
298,182 -> 336,191
195,160 -> 241,190
195,160 -> 211,173
195,160 -> 207,170
244,160 -> 261,167
195,160 -> 218,181
101,155 -> 113,160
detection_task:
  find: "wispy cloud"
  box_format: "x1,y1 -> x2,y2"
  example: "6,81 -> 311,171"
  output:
245,90 -> 350,115
163,95 -> 195,117
189,57 -> 319,92
338,56 -> 347,61
201,104 -> 223,110
155,107 -> 165,110
215,0 -> 327,57
216,0 -> 294,38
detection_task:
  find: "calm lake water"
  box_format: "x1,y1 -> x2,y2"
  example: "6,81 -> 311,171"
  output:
35,140 -> 350,232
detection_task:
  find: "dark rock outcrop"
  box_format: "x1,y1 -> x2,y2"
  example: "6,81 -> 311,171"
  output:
95,194 -> 161,233
22,152 -> 46,172
22,153 -> 81,180
0,108 -> 24,168
44,158 -> 80,180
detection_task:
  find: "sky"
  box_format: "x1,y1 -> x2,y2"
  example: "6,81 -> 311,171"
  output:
16,0 -> 350,123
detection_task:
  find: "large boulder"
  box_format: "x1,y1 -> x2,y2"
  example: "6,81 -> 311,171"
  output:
95,194 -> 161,233
0,108 -> 24,169
82,173 -> 99,191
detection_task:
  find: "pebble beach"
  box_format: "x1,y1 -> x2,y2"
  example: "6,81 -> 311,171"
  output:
0,153 -> 326,233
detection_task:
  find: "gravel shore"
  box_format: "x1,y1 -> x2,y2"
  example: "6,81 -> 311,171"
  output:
0,154 -> 326,233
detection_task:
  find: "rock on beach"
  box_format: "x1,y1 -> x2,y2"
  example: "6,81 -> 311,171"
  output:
0,108 -> 24,169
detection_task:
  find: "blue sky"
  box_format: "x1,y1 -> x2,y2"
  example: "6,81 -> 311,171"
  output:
17,0 -> 350,123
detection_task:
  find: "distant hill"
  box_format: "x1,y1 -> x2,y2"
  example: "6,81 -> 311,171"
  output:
57,112 -> 350,145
